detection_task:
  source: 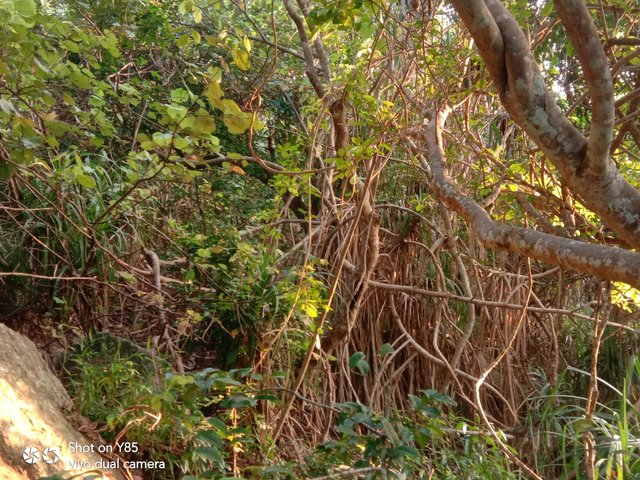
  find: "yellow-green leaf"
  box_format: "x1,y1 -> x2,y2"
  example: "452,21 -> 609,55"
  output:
63,92 -> 76,106
75,173 -> 96,189
167,104 -> 188,121
242,35 -> 251,53
194,115 -> 216,134
304,303 -> 318,318
193,8 -> 202,24
152,132 -> 173,147
223,113 -> 252,134
62,40 -> 81,53
231,48 -> 250,71
221,98 -> 242,114
205,35 -> 222,47
14,0 -> 37,17
117,271 -> 137,283
252,117 -> 265,131
204,81 -> 223,103
177,34 -> 191,48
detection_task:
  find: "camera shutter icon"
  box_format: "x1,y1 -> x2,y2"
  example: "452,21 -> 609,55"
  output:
22,447 -> 39,465
42,447 -> 60,464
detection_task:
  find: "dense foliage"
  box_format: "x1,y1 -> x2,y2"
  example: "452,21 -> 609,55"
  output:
1,0 -> 640,479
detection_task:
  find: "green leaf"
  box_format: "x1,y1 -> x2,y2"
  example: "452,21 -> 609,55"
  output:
0,99 -> 14,113
221,98 -> 242,114
380,343 -> 394,356
196,429 -> 223,447
152,132 -> 173,147
420,389 -> 457,406
62,40 -> 81,53
208,416 -> 228,431
99,30 -> 121,57
168,374 -> 195,387
303,303 -> 318,318
541,0 -> 554,17
170,88 -> 190,103
173,135 -> 190,150
254,393 -> 280,402
0,163 -> 14,179
167,104 -> 188,121
75,173 -> 96,189
177,34 -> 191,48
207,66 -> 222,82
117,271 -> 137,283
220,393 -> 257,408
192,446 -> 222,462
394,445 -> 420,459
13,0 -> 37,17
380,417 -> 400,446
68,69 -> 91,89
252,117 -> 265,130
348,351 -> 369,376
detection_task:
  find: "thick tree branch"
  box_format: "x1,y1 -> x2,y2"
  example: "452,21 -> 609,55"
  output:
554,0 -> 615,172
449,0 -> 640,249
422,104 -> 640,288
448,0 -> 506,89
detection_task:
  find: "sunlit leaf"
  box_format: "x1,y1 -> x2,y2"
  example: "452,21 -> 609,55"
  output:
167,104 -> 188,121
75,173 -> 96,189
152,132 -> 173,147
223,113 -> 252,134
231,48 -> 250,71
204,81 -> 224,104
193,8 -> 202,24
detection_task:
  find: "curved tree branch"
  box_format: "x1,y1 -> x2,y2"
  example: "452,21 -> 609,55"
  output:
449,0 -> 640,249
554,0 -> 615,172
422,103 -> 640,288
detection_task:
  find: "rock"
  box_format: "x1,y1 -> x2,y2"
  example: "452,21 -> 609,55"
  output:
0,323 -> 124,480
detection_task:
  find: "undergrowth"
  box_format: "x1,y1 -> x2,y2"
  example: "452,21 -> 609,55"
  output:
64,334 -> 522,479
64,336 -> 640,480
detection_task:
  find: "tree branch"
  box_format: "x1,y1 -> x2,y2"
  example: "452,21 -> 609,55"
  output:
282,0 -> 326,98
421,103 -> 640,288
450,0 -> 640,249
554,0 -> 615,172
